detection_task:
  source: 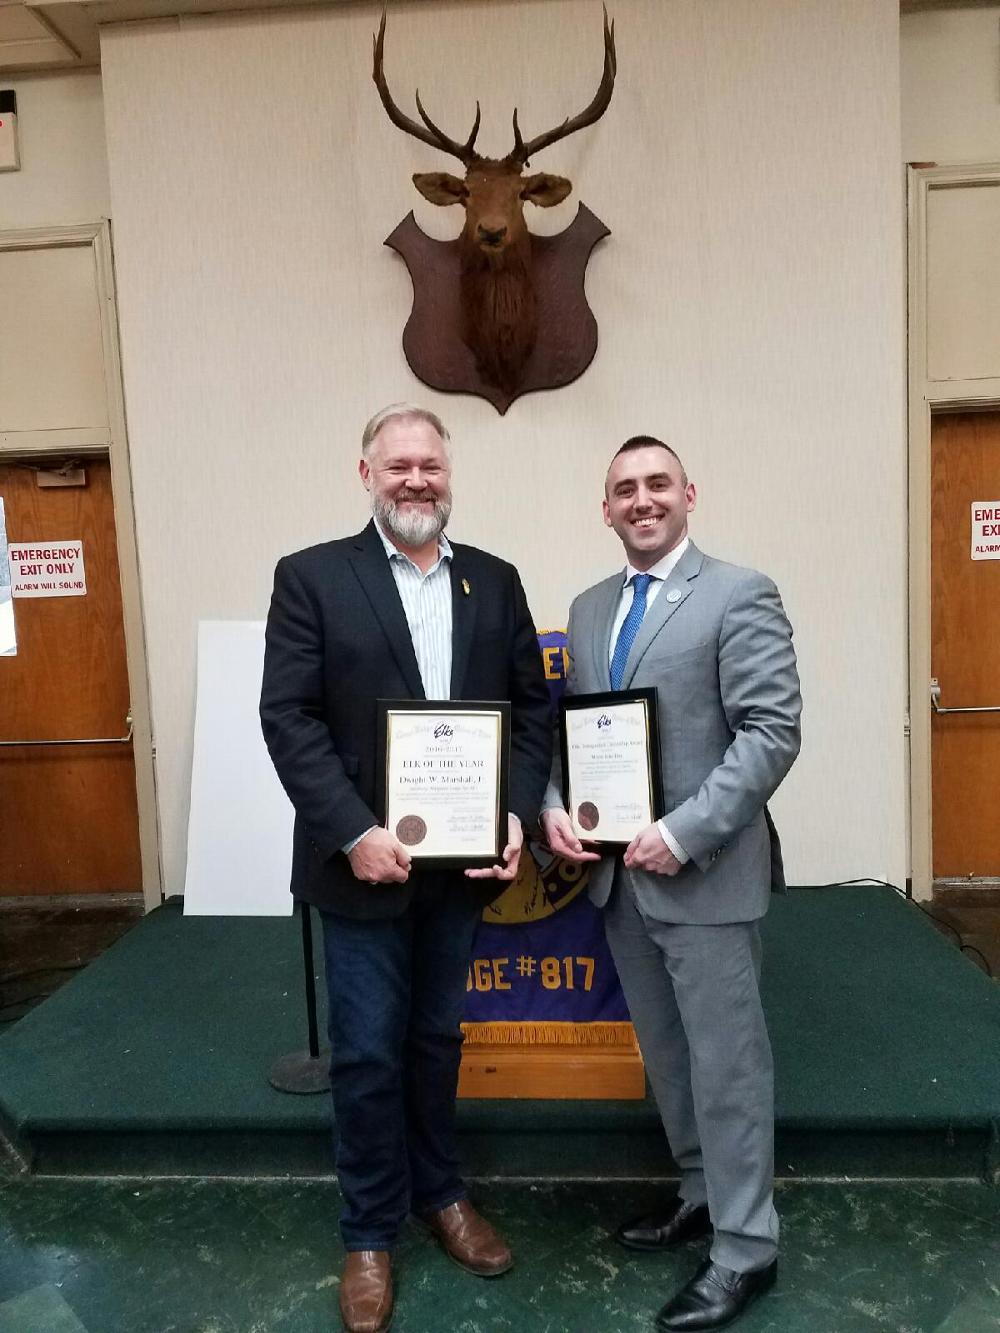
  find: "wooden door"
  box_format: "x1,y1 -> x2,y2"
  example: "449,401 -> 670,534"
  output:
0,458 -> 141,896
930,411 -> 1000,881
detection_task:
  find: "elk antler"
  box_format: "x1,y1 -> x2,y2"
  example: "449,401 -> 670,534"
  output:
373,10 -> 482,166
508,5 -> 616,167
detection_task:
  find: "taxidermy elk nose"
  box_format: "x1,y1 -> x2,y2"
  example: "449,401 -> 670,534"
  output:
477,223 -> 507,248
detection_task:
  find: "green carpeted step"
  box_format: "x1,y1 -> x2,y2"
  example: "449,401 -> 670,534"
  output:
0,888 -> 997,1178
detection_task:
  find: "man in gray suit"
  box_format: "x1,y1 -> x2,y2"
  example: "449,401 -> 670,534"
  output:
541,436 -> 801,1332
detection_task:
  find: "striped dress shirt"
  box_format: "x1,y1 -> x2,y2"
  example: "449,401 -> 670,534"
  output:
374,519 -> 453,699
342,521 -> 454,855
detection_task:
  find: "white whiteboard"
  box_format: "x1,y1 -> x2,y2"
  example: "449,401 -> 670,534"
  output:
184,620 -> 294,916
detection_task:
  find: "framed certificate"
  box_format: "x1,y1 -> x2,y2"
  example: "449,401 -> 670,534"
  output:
376,700 -> 510,867
559,689 -> 663,846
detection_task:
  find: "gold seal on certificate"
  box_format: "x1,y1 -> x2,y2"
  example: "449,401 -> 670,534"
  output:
376,700 -> 511,867
559,689 -> 663,845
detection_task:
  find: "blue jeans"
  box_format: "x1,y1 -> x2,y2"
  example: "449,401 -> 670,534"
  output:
319,873 -> 483,1250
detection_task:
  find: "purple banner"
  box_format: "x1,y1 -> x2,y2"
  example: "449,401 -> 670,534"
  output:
463,630 -> 629,1027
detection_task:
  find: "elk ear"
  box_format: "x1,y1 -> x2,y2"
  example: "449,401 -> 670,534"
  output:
521,173 -> 573,208
412,172 -> 468,206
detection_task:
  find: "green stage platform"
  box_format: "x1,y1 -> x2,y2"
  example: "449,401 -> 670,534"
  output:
1,888 -> 998,1181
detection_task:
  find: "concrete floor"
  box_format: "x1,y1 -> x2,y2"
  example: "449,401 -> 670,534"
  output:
1,1177 -> 999,1333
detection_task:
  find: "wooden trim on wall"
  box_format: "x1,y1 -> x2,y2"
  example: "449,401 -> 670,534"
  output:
94,220 -> 162,912
906,162 -> 1000,902
0,429 -> 112,453
0,221 -> 162,911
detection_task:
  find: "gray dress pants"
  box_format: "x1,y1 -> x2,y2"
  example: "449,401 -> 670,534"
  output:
604,871 -> 778,1272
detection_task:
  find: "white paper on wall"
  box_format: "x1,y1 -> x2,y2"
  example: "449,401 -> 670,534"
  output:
9,539 -> 86,597
184,620 -> 294,916
971,501 -> 1000,560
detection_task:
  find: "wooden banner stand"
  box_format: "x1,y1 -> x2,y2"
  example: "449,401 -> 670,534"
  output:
458,1030 -> 645,1100
455,844 -> 647,1100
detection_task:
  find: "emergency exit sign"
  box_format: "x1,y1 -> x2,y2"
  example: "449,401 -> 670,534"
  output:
971,502 -> 1000,560
9,541 -> 87,596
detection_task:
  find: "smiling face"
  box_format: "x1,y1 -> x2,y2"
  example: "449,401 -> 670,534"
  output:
602,444 -> 697,571
360,416 -> 453,550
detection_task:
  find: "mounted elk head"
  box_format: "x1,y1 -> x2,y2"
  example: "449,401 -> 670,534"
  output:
373,6 -> 616,397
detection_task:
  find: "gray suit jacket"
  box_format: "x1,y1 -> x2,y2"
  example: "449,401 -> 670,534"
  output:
544,541 -> 802,925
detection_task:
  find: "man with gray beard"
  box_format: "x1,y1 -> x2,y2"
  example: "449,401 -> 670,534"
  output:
260,404 -> 551,1333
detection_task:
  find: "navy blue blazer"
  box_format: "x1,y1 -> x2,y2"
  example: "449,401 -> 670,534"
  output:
260,521 -> 552,918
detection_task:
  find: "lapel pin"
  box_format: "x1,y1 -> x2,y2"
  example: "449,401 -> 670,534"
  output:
666,589 -> 682,603
462,578 -> 471,596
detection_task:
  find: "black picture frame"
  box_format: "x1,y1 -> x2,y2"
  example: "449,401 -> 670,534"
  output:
558,688 -> 663,848
376,699 -> 511,869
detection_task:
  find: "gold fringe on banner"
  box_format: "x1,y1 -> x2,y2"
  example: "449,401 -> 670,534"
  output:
461,1021 -> 638,1048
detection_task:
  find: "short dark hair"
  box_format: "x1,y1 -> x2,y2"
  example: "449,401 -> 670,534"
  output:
609,435 -> 687,481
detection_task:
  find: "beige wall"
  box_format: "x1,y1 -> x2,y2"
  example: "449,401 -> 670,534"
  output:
902,6 -> 1000,162
101,0 -> 906,896
0,71 -> 110,228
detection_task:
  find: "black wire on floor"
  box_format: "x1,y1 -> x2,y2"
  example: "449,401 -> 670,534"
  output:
0,964 -> 87,985
0,963 -> 88,1025
0,997 -> 50,1025
793,877 -> 994,978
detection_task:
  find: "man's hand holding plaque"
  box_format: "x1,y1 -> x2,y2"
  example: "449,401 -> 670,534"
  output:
540,807 -> 602,864
464,812 -> 524,881
623,822 -> 683,876
347,827 -> 412,884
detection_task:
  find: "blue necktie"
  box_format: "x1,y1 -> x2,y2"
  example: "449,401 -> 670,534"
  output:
610,573 -> 652,690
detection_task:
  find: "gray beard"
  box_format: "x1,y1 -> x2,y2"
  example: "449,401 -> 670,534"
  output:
373,492 -> 452,548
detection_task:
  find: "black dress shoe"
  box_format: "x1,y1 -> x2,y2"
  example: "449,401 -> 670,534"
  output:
655,1258 -> 777,1331
614,1197 -> 712,1251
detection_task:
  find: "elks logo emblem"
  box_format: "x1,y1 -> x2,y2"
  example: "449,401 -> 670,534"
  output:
484,840 -> 589,925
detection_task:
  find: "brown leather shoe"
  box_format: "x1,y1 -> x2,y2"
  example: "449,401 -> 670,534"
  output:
338,1250 -> 393,1333
421,1199 -> 513,1277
